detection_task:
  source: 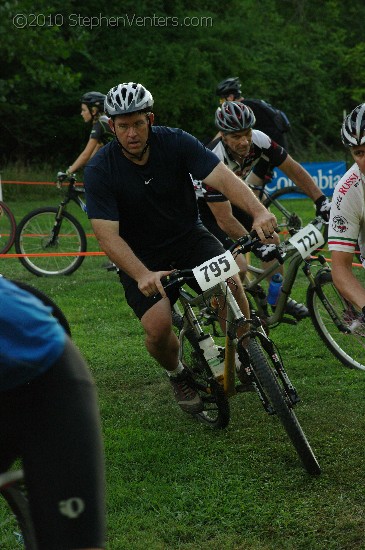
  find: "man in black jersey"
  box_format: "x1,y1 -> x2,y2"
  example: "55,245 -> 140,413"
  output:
84,82 -> 277,414
216,76 -> 290,149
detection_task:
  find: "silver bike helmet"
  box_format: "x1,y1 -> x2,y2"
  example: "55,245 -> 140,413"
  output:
341,103 -> 365,147
104,82 -> 154,117
215,101 -> 256,132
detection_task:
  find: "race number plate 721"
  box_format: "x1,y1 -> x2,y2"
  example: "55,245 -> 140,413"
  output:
288,224 -> 325,258
192,250 -> 240,291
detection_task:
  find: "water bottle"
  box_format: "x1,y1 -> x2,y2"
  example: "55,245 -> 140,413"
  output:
198,335 -> 225,380
267,273 -> 283,306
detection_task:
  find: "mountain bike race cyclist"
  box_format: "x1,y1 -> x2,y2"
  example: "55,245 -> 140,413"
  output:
215,76 -> 290,150
0,277 -> 106,550
84,82 -> 278,414
66,91 -> 114,175
328,103 -> 365,321
194,100 -> 331,319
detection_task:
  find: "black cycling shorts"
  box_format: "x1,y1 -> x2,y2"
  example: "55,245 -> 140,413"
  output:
119,225 -> 226,319
0,337 -> 106,550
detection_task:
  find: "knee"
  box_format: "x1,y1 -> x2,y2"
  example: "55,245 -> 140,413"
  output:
145,317 -> 172,346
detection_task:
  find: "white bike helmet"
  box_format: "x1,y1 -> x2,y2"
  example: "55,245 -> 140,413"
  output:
341,103 -> 365,147
215,101 -> 256,132
104,82 -> 154,117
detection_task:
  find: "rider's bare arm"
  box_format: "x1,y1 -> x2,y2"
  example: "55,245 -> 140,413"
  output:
278,156 -> 323,202
207,201 -> 249,239
204,162 -> 277,239
331,250 -> 365,311
69,138 -> 100,174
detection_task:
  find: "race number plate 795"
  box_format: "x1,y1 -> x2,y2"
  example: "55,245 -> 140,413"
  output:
192,250 -> 240,291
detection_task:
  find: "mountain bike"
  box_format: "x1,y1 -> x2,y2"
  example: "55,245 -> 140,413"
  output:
201,216 -> 365,372
0,470 -> 37,549
166,234 -> 321,475
15,173 -> 88,276
0,201 -> 16,254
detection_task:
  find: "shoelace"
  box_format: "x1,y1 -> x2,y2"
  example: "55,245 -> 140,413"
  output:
177,379 -> 195,398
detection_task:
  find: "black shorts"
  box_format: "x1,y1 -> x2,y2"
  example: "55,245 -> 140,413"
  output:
119,225 -> 226,319
0,337 -> 106,550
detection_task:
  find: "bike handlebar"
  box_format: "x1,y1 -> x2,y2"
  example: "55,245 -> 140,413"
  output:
161,230 -> 285,290
56,171 -> 76,183
56,172 -> 85,194
161,217 -> 325,291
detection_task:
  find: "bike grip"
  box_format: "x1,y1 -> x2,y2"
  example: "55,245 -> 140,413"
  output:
275,248 -> 285,264
160,275 -> 170,288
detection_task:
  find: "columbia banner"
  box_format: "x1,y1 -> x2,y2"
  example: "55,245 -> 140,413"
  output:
267,161 -> 347,198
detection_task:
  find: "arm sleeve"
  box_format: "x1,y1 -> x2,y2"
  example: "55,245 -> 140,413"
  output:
180,130 -> 221,181
328,185 -> 361,253
84,164 -> 120,221
89,121 -> 103,142
0,279 -> 66,391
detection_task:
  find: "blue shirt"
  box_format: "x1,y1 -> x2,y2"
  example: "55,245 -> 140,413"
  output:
0,278 -> 66,391
84,126 -> 220,256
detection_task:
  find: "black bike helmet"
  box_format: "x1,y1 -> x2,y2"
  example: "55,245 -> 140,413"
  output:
216,77 -> 242,99
80,91 -> 106,111
341,103 -> 365,147
104,83 -> 154,117
215,101 -> 256,132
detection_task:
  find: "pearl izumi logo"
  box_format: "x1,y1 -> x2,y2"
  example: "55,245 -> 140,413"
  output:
59,497 -> 85,519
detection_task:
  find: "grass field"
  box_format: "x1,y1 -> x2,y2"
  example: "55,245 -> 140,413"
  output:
1,182 -> 365,549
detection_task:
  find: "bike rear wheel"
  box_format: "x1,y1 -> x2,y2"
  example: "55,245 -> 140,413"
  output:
1,482 -> 37,549
307,269 -> 365,371
248,338 -> 321,475
0,201 -> 16,254
15,207 -> 87,276
172,310 -> 230,428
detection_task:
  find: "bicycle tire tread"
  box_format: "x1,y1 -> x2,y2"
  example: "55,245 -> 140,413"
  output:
249,339 -> 321,475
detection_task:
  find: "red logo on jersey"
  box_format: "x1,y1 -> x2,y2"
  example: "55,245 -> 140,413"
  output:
332,215 -> 348,233
338,172 -> 358,196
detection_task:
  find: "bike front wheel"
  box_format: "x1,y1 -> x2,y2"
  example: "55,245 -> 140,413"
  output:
0,201 -> 16,254
15,207 -> 87,276
172,310 -> 230,429
248,338 -> 321,475
307,269 -> 365,371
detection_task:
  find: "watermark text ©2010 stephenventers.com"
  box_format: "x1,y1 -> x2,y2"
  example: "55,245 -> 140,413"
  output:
12,13 -> 214,29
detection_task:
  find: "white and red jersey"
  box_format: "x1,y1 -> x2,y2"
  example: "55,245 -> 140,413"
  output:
328,163 -> 365,258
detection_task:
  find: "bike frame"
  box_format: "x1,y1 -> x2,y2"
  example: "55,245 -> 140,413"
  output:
51,178 -> 87,242
175,282 -> 243,397
55,178 -> 87,216
245,218 -> 328,327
